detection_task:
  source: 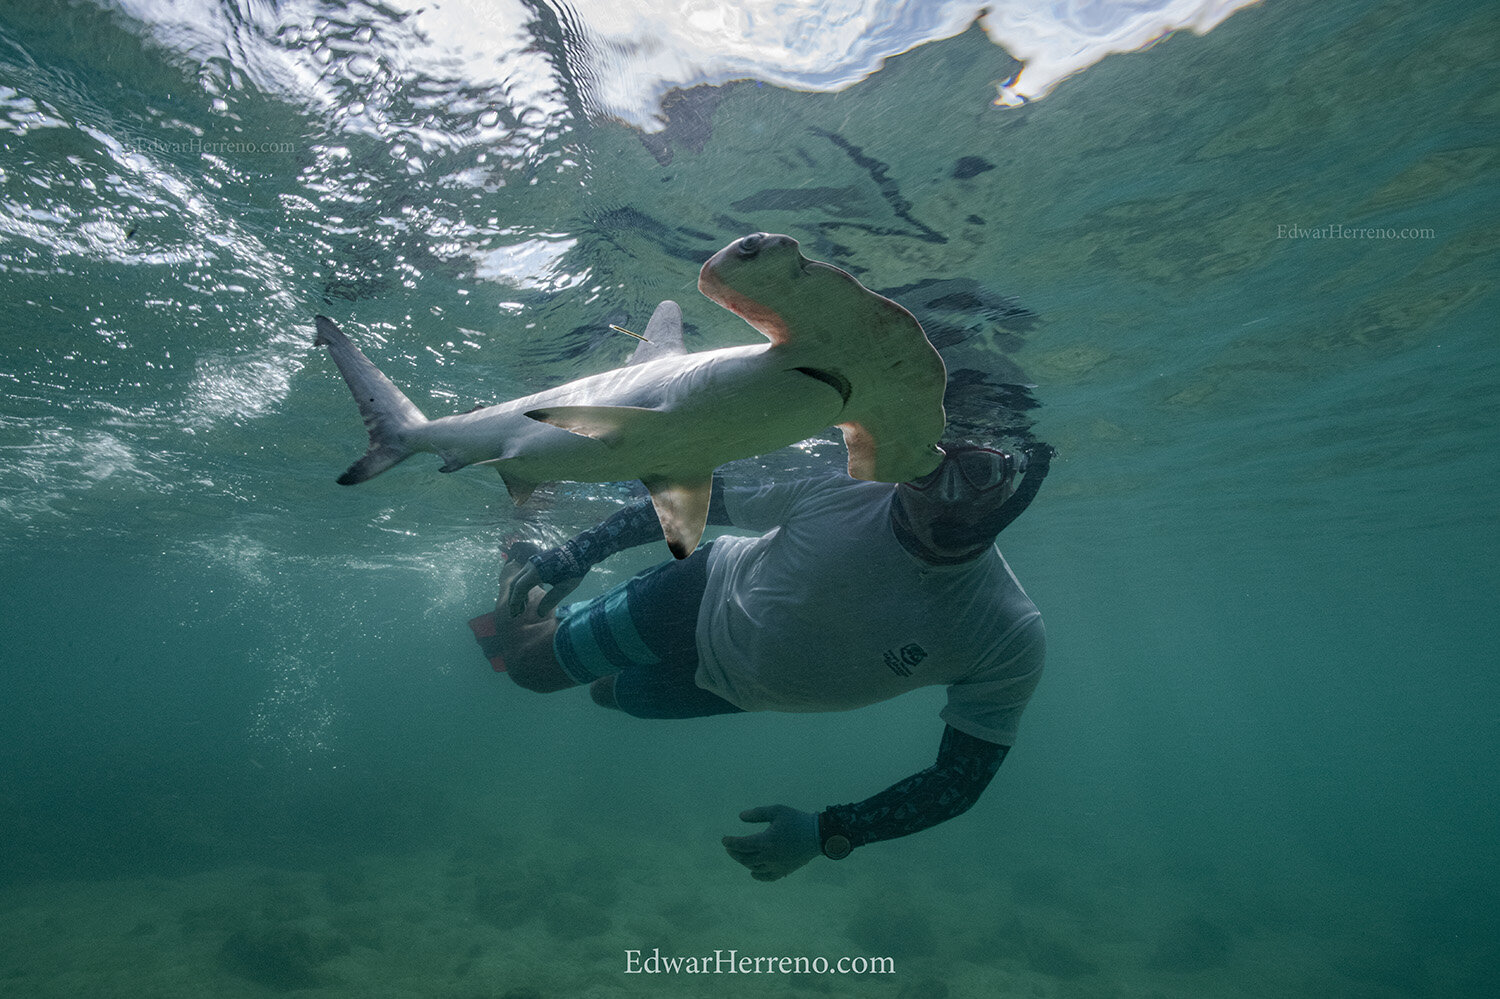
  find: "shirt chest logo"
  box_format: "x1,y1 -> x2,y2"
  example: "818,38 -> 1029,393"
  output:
883,642 -> 928,677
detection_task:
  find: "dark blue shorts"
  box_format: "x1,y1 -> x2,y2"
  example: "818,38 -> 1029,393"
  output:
552,542 -> 743,720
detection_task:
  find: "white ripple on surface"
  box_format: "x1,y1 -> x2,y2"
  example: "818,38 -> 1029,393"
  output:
105,0 -> 1262,128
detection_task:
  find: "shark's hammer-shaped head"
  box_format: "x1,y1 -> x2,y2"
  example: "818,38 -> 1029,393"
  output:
698,233 -> 848,346
697,233 -> 947,484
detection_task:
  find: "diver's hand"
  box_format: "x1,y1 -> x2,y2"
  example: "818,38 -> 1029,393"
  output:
722,805 -> 820,882
504,558 -> 584,618
1022,441 -> 1056,472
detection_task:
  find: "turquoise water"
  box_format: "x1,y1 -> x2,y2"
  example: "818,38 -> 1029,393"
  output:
2,1 -> 1497,996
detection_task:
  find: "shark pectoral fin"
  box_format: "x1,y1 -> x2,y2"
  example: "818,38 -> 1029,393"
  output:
642,473 -> 714,560
524,404 -> 663,445
497,469 -> 536,506
628,301 -> 686,365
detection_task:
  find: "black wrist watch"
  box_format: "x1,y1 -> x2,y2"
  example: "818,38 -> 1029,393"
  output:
818,812 -> 852,860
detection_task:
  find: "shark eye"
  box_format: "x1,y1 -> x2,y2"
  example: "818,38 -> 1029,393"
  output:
737,233 -> 764,259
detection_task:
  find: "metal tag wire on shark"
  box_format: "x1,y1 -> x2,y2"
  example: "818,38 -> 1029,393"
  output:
315,232 -> 947,558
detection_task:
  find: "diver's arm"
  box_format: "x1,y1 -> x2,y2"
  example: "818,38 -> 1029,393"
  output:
820,725 -> 1008,849
534,478 -> 730,576
507,478 -> 730,615
722,725 -> 1006,880
989,441 -> 1055,535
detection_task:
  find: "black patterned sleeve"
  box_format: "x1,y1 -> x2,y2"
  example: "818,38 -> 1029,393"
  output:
529,479 -> 733,584
819,725 -> 1008,850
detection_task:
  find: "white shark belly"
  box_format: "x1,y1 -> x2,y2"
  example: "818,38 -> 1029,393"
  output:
411,344 -> 845,483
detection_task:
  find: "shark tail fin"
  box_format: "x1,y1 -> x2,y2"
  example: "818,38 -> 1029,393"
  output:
315,316 -> 429,485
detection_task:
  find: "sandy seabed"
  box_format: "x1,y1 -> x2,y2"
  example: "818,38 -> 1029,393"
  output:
0,802 -> 1457,999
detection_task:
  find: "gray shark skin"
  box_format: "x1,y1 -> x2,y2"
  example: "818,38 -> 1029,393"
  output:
316,233 -> 947,558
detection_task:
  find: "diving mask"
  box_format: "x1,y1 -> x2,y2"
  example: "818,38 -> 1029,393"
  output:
906,445 -> 1026,503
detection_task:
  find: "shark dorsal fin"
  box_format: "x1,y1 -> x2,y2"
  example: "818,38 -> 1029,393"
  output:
642,473 -> 714,559
627,300 -> 686,365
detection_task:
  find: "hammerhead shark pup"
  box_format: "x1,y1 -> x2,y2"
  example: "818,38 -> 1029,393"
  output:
316,232 -> 947,558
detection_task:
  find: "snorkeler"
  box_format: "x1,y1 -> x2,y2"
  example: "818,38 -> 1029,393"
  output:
471,442 -> 1054,881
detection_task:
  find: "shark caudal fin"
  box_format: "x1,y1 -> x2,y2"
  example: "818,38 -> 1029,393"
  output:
314,316 -> 429,485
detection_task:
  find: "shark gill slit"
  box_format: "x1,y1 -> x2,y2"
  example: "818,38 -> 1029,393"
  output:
792,366 -> 852,405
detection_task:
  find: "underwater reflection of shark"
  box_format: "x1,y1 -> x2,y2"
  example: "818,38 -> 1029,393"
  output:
316,233 -> 947,557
